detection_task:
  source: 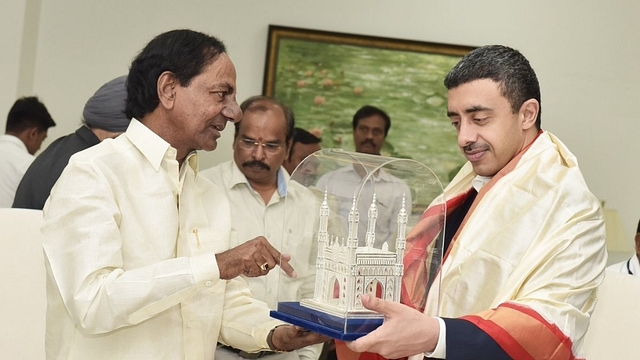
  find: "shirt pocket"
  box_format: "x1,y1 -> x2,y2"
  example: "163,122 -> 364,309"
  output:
187,226 -> 231,255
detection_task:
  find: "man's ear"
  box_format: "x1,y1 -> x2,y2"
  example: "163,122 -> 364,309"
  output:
520,99 -> 539,130
26,126 -> 40,140
157,71 -> 177,109
19,126 -> 43,155
285,138 -> 293,156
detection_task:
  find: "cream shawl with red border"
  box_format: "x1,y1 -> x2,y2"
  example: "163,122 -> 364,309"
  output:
405,131 -> 607,359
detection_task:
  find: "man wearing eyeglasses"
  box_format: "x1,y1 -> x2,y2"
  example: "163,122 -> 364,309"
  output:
201,96 -> 322,360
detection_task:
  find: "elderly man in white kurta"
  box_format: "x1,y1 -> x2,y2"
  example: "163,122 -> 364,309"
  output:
42,30 -> 326,360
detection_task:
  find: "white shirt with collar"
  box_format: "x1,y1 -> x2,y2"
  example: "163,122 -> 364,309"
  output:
607,254 -> 640,276
0,134 -> 34,207
316,164 -> 413,250
201,160 -> 322,360
42,119 -> 281,360
201,160 -> 320,308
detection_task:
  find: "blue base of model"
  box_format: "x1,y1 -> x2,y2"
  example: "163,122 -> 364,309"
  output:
270,302 -> 382,341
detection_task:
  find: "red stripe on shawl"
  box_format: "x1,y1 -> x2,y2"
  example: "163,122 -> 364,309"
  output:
461,314 -> 535,360
335,342 -> 387,360
337,131 -> 548,360
462,303 -> 580,360
403,130 -> 545,311
335,191 -> 475,360
401,189 -> 475,311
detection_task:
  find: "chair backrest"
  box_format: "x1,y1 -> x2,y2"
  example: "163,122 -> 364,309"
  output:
583,270 -> 640,360
0,208 -> 46,359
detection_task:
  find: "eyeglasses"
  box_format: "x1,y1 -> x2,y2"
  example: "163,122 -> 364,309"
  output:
237,138 -> 283,154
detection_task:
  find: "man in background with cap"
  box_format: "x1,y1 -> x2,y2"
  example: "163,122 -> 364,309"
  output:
12,75 -> 129,210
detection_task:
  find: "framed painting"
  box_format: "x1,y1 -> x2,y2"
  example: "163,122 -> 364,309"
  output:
263,25 -> 475,186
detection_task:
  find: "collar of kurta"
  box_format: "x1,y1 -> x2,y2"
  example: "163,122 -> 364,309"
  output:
0,134 -> 29,152
229,160 -> 289,197
125,118 -> 198,174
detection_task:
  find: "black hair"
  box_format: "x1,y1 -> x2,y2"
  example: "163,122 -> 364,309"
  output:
444,45 -> 542,130
288,127 -> 321,161
293,127 -> 321,145
125,29 -> 227,120
5,96 -> 56,133
352,105 -> 391,136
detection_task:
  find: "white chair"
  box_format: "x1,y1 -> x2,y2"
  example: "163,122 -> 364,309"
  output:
583,270 -> 640,360
0,208 -> 46,359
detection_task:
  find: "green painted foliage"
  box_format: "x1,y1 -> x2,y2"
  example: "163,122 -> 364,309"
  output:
273,39 -> 466,186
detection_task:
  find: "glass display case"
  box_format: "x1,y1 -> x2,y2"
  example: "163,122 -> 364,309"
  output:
270,149 -> 445,340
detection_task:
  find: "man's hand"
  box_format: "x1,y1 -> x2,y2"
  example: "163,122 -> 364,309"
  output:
270,325 -> 330,352
345,294 -> 440,358
215,236 -> 296,280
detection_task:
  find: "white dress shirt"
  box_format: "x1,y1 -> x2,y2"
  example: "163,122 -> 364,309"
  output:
42,119 -> 281,360
0,134 -> 34,207
201,161 -> 319,308
201,161 -> 322,360
316,165 -> 412,250
607,254 -> 640,276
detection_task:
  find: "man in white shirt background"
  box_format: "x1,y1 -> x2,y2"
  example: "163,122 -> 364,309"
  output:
202,95 -> 322,360
607,219 -> 640,276
12,75 -> 130,210
316,105 -> 412,250
0,96 -> 55,207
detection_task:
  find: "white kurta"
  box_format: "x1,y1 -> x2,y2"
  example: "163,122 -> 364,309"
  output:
42,119 -> 281,360
0,134 -> 34,207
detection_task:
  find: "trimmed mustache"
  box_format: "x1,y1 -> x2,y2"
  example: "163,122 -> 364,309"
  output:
463,143 -> 490,154
360,139 -> 376,147
242,160 -> 271,171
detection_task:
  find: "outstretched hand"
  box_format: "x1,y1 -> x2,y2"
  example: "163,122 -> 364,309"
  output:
215,236 -> 295,280
270,325 -> 330,352
345,294 -> 440,359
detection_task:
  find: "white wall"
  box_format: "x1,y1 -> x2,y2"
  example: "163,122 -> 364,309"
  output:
3,0 -> 639,242
0,0 -> 27,121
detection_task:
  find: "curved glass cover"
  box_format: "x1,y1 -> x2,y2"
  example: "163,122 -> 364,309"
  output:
270,149 -> 445,340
